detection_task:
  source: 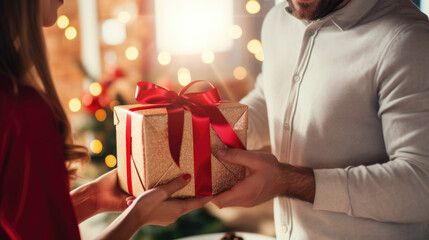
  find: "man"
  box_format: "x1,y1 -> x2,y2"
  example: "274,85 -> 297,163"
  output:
212,0 -> 429,239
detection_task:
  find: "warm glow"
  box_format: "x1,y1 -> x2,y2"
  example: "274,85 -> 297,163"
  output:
158,51 -> 172,65
102,19 -> 127,46
233,66 -> 247,80
125,46 -> 139,60
118,11 -> 131,23
155,0 -> 234,55
65,27 -> 77,40
177,68 -> 191,86
89,82 -> 102,96
95,109 -> 107,122
246,0 -> 261,14
247,39 -> 262,54
90,140 -> 103,154
57,15 -> 69,29
68,98 -> 81,112
230,25 -> 243,39
255,50 -> 264,61
110,100 -> 120,110
105,155 -> 117,168
201,50 -> 215,64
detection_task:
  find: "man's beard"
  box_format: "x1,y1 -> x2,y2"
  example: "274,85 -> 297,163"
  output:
286,0 -> 345,21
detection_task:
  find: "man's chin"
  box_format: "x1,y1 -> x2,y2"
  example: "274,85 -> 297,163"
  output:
288,0 -> 319,21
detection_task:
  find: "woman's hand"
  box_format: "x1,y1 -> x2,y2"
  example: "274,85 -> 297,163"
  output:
71,169 -> 130,223
97,175 -> 212,239
91,169 -> 130,213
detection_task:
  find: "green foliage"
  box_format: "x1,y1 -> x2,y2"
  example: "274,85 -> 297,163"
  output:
132,208 -> 225,240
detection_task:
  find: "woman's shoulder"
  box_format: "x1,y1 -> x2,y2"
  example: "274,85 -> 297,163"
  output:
0,75 -> 56,125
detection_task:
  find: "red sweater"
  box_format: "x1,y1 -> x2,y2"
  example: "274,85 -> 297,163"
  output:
0,75 -> 80,239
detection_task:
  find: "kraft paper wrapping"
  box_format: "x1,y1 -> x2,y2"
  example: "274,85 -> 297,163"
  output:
114,102 -> 248,198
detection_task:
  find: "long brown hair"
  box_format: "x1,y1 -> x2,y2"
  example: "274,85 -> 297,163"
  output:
0,0 -> 90,182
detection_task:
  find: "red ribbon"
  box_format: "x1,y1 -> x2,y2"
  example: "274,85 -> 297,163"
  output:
125,81 -> 245,197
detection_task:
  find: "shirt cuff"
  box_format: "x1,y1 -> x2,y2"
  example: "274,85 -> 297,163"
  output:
313,168 -> 352,215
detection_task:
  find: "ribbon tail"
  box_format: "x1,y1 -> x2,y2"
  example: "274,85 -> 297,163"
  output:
190,107 -> 212,197
125,113 -> 134,196
166,104 -> 185,167
205,106 -> 245,149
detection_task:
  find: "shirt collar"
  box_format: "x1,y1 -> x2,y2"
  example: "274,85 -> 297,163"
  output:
284,0 -> 379,31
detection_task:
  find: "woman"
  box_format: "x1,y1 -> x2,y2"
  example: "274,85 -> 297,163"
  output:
0,0 -> 211,239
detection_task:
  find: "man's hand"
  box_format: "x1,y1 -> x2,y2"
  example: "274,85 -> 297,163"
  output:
211,149 -> 315,209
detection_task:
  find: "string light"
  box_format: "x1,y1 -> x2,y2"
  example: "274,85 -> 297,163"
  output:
95,109 -> 107,122
177,68 -> 191,86
125,46 -> 139,60
118,11 -> 131,23
90,139 -> 103,154
255,50 -> 264,61
201,50 -> 215,64
105,155 -> 117,168
247,39 -> 262,54
68,98 -> 81,112
158,51 -> 172,65
246,0 -> 261,14
57,15 -> 69,29
230,25 -> 243,39
89,82 -> 102,96
65,26 -> 77,40
233,66 -> 248,80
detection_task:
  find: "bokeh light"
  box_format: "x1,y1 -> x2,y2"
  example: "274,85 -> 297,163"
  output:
230,25 -> 243,39
65,27 -> 77,40
247,39 -> 262,54
57,15 -> 69,29
110,100 -> 120,110
233,66 -> 248,80
255,50 -> 264,61
158,51 -> 172,65
201,50 -> 215,64
68,98 -> 81,112
246,0 -> 261,14
125,46 -> 139,60
177,68 -> 191,86
89,82 -> 102,96
118,11 -> 131,23
95,109 -> 107,122
105,155 -> 117,168
90,139 -> 103,154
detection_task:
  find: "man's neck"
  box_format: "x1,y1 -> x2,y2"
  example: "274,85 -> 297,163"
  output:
335,0 -> 351,10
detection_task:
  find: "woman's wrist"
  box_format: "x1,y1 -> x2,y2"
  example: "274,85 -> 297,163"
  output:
70,181 -> 101,223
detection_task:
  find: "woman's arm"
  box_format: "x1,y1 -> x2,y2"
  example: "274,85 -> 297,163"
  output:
71,169 -> 130,223
96,175 -> 212,240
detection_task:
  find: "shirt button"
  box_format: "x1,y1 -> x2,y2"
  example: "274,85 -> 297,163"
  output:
282,225 -> 288,232
293,74 -> 300,82
307,29 -> 315,36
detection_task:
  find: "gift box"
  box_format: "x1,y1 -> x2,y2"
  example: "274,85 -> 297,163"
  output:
114,81 -> 247,198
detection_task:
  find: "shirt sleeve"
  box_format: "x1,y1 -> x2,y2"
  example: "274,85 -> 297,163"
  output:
0,87 -> 81,239
240,73 -> 271,150
313,24 -> 429,223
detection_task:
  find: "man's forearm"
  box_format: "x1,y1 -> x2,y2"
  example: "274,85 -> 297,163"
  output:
280,164 -> 316,203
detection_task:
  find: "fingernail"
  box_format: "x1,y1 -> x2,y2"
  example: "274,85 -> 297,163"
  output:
217,149 -> 227,157
126,196 -> 136,201
127,200 -> 134,206
183,174 -> 191,181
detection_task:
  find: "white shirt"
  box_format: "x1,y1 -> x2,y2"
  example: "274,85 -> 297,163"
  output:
241,0 -> 429,239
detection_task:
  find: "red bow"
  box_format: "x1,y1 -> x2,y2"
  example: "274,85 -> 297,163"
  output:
125,81 -> 244,197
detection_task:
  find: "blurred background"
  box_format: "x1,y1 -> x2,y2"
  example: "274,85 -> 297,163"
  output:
43,0 -> 428,239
